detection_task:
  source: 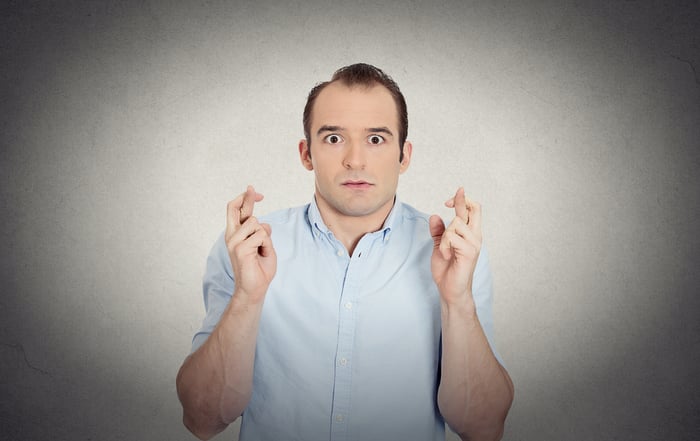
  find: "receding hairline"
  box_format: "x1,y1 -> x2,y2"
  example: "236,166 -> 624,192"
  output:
302,63 -> 409,161
307,80 -> 400,130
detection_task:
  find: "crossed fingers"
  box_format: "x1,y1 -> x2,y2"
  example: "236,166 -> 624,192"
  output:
439,187 -> 482,260
225,185 -> 272,253
227,185 -> 264,231
444,187 -> 481,229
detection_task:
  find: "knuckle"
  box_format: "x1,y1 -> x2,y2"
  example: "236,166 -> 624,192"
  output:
447,219 -> 463,230
233,242 -> 247,258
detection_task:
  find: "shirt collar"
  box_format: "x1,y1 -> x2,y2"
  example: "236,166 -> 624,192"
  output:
307,195 -> 403,241
306,196 -> 326,235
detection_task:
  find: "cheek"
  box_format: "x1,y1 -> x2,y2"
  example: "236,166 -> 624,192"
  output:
379,155 -> 403,174
312,161 -> 336,183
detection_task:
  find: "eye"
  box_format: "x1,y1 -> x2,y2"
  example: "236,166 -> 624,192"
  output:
368,134 -> 385,145
324,134 -> 343,144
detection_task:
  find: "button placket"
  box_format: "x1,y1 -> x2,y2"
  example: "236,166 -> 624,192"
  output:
330,241 -> 363,439
329,232 -> 384,439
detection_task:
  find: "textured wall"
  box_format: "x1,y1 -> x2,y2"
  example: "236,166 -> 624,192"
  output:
1,1 -> 698,440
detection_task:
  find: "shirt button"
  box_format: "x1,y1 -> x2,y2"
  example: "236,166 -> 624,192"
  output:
339,357 -> 348,366
344,302 -> 352,310
336,250 -> 343,257
336,414 -> 344,422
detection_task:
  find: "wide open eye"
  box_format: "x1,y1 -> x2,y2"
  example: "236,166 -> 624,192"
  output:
368,134 -> 385,145
324,134 -> 344,144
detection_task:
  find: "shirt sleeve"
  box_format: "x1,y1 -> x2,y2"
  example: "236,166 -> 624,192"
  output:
191,232 -> 235,353
471,244 -> 504,366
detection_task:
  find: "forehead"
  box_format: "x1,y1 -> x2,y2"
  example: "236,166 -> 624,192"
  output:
311,82 -> 398,132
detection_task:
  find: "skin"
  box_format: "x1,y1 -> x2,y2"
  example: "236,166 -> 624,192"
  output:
298,82 -> 411,254
176,186 -> 275,439
176,82 -> 514,441
431,188 -> 515,440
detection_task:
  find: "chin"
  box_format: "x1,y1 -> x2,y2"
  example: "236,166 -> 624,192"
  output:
340,201 -> 389,218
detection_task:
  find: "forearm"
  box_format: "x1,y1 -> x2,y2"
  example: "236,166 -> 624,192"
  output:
437,296 -> 514,441
176,293 -> 263,440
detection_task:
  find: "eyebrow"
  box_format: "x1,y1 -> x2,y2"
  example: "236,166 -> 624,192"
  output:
316,125 -> 394,137
317,125 -> 344,135
367,127 -> 394,137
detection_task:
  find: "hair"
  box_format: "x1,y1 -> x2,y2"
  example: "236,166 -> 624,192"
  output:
302,63 -> 408,162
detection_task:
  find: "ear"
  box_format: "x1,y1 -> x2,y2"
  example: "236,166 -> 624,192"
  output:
399,141 -> 412,174
299,139 -> 313,170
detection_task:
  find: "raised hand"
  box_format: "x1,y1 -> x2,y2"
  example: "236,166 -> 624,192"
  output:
225,185 -> 277,305
428,187 -> 482,305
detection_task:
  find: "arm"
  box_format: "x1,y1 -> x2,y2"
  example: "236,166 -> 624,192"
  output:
429,188 -> 514,441
176,186 -> 276,440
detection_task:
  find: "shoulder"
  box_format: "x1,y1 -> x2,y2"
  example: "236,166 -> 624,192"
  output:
395,200 -> 492,265
207,204 -> 311,257
257,204 -> 316,251
394,201 -> 432,236
398,201 -> 431,224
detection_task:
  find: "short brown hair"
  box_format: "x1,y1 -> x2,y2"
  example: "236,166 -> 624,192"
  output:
303,63 -> 408,162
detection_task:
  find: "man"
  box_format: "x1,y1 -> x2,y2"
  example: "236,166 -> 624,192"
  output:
176,63 -> 513,441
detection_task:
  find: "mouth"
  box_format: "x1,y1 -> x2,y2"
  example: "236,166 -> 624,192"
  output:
342,180 -> 373,190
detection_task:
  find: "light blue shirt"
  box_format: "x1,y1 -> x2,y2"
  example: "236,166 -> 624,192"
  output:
192,197 -> 499,441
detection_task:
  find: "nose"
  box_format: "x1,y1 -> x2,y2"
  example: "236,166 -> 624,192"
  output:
342,141 -> 366,170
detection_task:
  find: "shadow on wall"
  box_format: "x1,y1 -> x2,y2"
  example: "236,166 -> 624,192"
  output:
0,340 -> 192,441
505,273 -> 700,440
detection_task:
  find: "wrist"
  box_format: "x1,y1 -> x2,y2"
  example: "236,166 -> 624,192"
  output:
229,288 -> 266,311
440,292 -> 477,320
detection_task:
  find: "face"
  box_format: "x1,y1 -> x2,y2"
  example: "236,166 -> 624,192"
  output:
299,82 -> 412,221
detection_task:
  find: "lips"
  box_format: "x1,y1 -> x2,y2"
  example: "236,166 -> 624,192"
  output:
342,180 -> 373,189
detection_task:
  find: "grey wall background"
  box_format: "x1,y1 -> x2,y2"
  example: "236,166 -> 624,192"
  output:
1,1 -> 698,440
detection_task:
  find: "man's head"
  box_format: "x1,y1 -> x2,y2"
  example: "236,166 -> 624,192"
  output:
298,64 -> 412,222
303,63 -> 408,162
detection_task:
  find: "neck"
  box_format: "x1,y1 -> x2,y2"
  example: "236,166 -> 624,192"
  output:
316,195 -> 395,256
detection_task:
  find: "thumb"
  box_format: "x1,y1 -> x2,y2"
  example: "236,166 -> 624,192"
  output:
429,215 -> 445,249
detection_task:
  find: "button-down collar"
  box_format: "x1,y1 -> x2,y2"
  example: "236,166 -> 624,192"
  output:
306,195 -> 402,244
